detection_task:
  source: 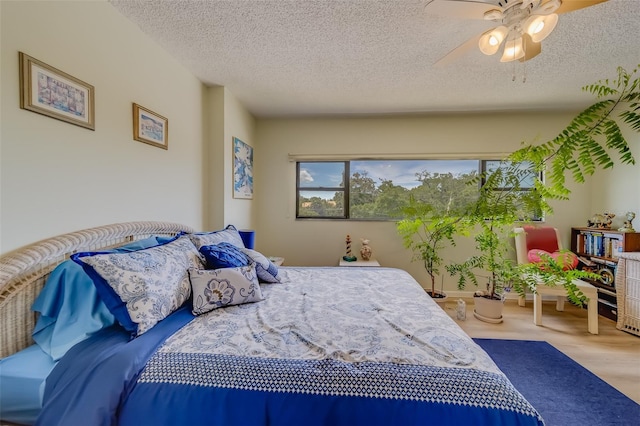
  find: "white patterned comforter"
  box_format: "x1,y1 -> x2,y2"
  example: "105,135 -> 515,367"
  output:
158,267 -> 500,373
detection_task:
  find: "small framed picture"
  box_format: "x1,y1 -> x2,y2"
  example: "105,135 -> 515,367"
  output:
19,52 -> 95,130
132,103 -> 168,150
233,137 -> 254,199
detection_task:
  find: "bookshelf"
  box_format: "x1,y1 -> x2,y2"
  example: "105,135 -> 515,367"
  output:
570,227 -> 640,321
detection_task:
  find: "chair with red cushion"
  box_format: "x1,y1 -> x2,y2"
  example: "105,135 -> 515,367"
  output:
514,226 -> 598,334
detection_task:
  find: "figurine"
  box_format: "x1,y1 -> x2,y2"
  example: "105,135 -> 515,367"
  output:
618,211 -> 636,233
587,213 -> 604,228
602,212 -> 615,229
360,238 -> 372,261
342,235 -> 357,262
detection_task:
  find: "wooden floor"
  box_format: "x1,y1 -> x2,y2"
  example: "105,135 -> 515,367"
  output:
442,298 -> 640,404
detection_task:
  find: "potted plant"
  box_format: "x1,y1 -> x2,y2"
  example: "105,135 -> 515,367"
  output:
396,197 -> 459,306
445,161 -> 539,321
447,65 -> 639,321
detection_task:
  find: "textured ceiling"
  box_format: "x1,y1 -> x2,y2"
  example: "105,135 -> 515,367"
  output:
110,0 -> 640,118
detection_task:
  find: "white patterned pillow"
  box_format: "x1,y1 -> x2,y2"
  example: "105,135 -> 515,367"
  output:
189,225 -> 245,250
72,235 -> 204,336
188,264 -> 263,315
239,248 -> 281,283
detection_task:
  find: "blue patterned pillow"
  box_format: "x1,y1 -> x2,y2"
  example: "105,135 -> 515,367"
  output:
71,235 -> 204,336
189,225 -> 245,250
199,242 -> 250,269
32,235 -> 172,360
188,265 -> 263,315
239,248 -> 281,283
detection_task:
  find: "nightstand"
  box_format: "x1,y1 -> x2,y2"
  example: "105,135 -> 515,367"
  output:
338,258 -> 380,267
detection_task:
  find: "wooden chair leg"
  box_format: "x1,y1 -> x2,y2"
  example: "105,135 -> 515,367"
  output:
518,295 -> 526,307
556,296 -> 565,311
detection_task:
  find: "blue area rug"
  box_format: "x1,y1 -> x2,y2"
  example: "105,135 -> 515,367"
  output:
474,338 -> 640,426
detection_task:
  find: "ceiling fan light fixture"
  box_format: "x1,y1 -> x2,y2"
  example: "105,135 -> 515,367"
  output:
478,26 -> 508,55
483,9 -> 503,21
537,0 -> 562,14
500,37 -> 525,62
524,13 -> 558,42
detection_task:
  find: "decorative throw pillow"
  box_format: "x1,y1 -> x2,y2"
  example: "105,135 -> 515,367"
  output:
527,249 -> 578,271
31,235 -> 169,361
189,225 -> 245,250
239,248 -> 281,283
71,235 -> 204,337
199,242 -> 250,269
189,265 -> 263,315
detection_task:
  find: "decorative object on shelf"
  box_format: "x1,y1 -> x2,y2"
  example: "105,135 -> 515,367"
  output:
587,213 -> 605,228
360,238 -> 372,261
232,137 -> 253,199
342,234 -> 357,262
19,51 -> 95,130
618,211 -> 636,233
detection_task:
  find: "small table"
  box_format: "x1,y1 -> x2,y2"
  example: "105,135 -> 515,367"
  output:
339,258 -> 380,267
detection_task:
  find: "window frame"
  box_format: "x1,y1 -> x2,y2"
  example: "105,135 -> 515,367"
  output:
295,158 -> 542,221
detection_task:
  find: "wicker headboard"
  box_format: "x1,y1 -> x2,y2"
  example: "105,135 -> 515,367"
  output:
0,221 -> 195,358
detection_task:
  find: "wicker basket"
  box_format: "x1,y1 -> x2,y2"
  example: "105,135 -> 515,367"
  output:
615,252 -> 640,336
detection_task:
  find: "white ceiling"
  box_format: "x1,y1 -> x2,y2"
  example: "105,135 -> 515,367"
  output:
110,0 -> 640,118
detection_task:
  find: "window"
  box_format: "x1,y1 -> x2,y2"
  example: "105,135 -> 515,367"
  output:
296,159 -> 542,221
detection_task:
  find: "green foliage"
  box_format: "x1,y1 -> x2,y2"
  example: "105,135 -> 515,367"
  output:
397,197 -> 460,296
510,65 -> 638,196
445,65 -> 638,300
517,252 -> 601,306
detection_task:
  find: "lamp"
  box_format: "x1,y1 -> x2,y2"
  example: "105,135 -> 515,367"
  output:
239,229 -> 256,249
477,0 -> 562,62
500,37 -> 525,62
478,26 -> 508,55
524,13 -> 558,43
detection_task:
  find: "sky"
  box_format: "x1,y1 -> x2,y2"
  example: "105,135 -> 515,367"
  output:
299,160 -> 479,190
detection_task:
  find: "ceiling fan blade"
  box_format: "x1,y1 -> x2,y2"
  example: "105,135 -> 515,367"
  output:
425,0 -> 502,20
434,32 -> 484,67
519,34 -> 542,62
555,0 -> 608,14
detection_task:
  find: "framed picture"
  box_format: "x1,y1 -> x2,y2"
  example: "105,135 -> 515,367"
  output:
19,52 -> 95,130
132,103 -> 168,150
233,137 -> 254,199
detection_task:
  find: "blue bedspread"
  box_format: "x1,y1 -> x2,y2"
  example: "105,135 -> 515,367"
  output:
37,267 -> 544,426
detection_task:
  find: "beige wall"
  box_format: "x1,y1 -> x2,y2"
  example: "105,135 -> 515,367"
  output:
0,1 -> 206,254
592,123 -> 640,230
254,112 -> 617,293
203,86 -> 256,233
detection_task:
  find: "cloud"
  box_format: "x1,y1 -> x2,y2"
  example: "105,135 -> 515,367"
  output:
299,169 -> 314,183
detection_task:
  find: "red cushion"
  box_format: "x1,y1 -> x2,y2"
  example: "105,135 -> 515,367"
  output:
523,226 -> 559,253
527,249 -> 578,270
551,251 -> 579,270
527,249 -> 551,264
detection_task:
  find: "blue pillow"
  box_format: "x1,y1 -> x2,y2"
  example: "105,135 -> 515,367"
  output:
240,248 -> 281,283
189,225 -> 245,250
31,236 -> 171,361
72,235 -> 203,337
200,242 -> 250,269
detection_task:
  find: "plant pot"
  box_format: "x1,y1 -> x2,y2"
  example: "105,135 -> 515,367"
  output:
426,289 -> 448,308
473,295 -> 504,323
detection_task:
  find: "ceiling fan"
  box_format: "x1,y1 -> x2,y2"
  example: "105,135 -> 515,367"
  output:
426,0 -> 608,65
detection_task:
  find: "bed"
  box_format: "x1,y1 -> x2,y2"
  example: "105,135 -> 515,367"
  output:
0,221 -> 544,426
